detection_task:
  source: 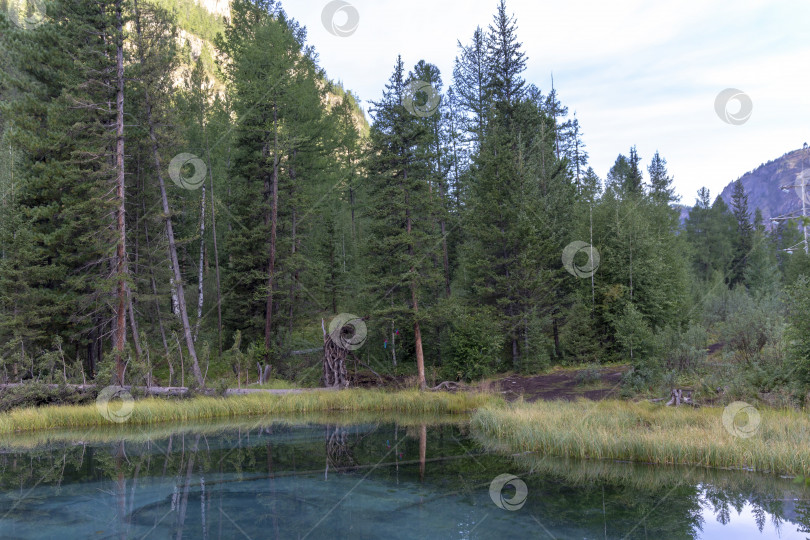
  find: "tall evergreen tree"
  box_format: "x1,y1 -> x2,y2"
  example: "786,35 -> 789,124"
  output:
485,0 -> 526,116
453,26 -> 490,151
364,56 -> 444,389
0,0 -> 124,380
625,146 -> 644,196
729,180 -> 753,287
648,151 -> 678,205
744,209 -> 780,296
685,187 -> 713,282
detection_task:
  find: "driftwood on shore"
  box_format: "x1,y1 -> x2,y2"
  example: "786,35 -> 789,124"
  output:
430,381 -> 464,392
650,388 -> 699,407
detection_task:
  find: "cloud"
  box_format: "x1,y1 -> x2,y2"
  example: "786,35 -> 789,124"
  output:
289,0 -> 810,200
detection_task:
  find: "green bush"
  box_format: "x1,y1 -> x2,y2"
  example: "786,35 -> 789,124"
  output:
786,275 -> 810,392
575,365 -> 602,386
654,323 -> 708,372
560,300 -> 602,365
719,292 -> 784,364
443,306 -> 504,382
0,382 -> 95,413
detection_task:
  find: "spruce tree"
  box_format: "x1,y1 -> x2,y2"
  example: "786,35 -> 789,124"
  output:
453,26 -> 490,150
0,0 -> 124,379
685,187 -> 713,281
486,0 -> 526,116
364,56 -> 443,389
626,146 -> 644,195
648,151 -> 678,205
730,180 -> 753,287
744,209 -> 780,296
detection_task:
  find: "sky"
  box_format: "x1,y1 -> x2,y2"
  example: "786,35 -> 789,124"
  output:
281,0 -> 810,204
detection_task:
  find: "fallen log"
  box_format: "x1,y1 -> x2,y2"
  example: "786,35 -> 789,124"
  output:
429,381 -> 464,392
0,383 -> 337,397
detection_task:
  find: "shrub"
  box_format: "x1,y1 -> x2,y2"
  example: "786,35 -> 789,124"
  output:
655,323 -> 708,372
0,382 -> 95,413
786,275 -> 810,392
718,292 -> 784,364
560,300 -> 602,365
575,365 -> 602,386
444,305 -> 504,382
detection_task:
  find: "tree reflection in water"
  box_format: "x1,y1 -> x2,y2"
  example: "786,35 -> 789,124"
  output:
0,421 -> 808,539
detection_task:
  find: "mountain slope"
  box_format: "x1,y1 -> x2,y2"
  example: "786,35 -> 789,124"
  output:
719,147 -> 809,224
1,0 -> 369,137
163,0 -> 370,137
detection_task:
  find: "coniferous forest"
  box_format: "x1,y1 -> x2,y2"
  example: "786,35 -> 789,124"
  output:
1,0 -> 809,405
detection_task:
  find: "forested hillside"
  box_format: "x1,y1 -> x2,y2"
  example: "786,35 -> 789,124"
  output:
1,0 -> 808,402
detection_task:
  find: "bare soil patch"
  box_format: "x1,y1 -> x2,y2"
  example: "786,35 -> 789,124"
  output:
492,366 -> 630,402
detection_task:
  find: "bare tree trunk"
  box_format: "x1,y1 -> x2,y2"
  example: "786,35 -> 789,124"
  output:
288,155 -> 298,337
435,121 -> 451,299
132,0 -> 203,387
115,442 -> 127,539
404,170 -> 426,390
143,216 -> 172,381
127,286 -> 143,360
264,103 -> 279,364
391,314 -> 396,368
440,220 -> 451,298
113,0 -> 127,386
175,436 -> 199,540
322,319 -> 348,388
170,273 -> 180,316
194,183 -> 205,342
205,133 -> 223,355
289,209 -> 296,335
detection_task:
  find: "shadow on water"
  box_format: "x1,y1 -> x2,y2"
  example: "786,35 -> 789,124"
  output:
0,417 -> 809,539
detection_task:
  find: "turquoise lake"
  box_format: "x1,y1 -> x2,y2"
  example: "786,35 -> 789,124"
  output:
1,417 -> 808,539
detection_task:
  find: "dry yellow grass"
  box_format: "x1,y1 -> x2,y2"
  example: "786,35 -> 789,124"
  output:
0,389 -> 500,435
471,399 -> 810,476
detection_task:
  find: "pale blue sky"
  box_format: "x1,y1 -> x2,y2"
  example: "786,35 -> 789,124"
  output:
283,0 -> 810,203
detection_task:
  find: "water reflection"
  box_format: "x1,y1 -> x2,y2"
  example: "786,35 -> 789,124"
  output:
0,419 -> 808,539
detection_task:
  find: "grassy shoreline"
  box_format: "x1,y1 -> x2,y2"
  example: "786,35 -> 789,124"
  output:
0,410 -> 472,450
471,399 -> 810,476
4,388 -> 810,477
0,389 -> 498,435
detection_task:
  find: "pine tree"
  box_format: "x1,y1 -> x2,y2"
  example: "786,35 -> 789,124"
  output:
486,0 -> 526,117
364,56 -> 444,389
216,0 -> 306,362
730,180 -> 753,287
590,180 -> 688,357
744,209 -> 780,296
625,146 -> 644,195
543,77 -> 569,160
131,0 -> 205,386
708,196 -> 738,282
685,187 -> 713,281
453,26 -> 490,150
606,154 -> 630,194
648,151 -> 678,205
0,0 -> 124,380
561,113 -> 588,188
459,3 -> 575,369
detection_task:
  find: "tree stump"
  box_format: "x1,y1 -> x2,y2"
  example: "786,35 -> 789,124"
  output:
257,364 -> 272,385
665,388 -> 693,406
322,319 -> 349,388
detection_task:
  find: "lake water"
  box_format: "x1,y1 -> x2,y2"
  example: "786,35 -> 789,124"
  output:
0,415 -> 808,539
